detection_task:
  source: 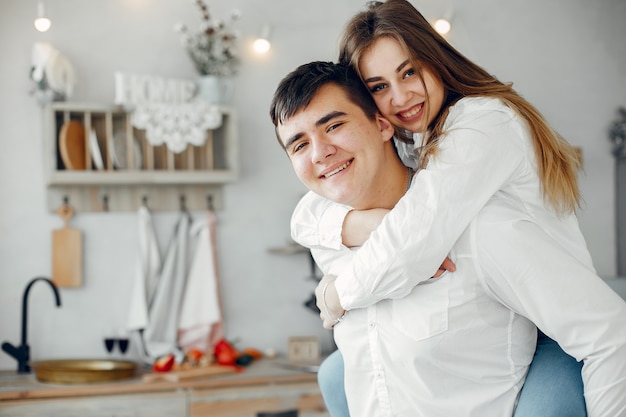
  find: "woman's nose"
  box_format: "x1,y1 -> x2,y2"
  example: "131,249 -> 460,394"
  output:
391,84 -> 410,107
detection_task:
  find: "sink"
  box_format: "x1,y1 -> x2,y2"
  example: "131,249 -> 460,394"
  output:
31,359 -> 138,384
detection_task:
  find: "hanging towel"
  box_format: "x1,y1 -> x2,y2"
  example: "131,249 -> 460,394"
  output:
178,210 -> 224,353
126,206 -> 161,362
143,212 -> 190,361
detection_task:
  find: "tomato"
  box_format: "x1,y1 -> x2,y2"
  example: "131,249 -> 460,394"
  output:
214,339 -> 239,366
152,354 -> 175,373
186,348 -> 204,362
216,349 -> 237,366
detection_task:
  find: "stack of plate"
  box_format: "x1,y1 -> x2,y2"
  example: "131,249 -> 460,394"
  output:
59,121 -> 142,170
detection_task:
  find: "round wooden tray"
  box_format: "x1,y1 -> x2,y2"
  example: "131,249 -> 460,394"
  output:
32,359 -> 138,384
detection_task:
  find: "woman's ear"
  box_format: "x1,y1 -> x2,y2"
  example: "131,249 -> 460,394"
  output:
376,114 -> 395,142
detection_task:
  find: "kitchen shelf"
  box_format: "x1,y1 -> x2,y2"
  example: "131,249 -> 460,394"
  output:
43,102 -> 238,212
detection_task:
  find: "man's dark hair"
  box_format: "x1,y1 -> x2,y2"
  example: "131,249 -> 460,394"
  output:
270,61 -> 380,148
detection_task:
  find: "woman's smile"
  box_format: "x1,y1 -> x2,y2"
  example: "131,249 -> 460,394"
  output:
397,103 -> 424,123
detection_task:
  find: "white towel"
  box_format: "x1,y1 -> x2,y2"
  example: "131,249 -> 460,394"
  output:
127,206 -> 161,332
143,212 -> 190,360
178,211 -> 223,353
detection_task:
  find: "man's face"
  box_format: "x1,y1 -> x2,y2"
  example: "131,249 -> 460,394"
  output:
277,83 -> 395,209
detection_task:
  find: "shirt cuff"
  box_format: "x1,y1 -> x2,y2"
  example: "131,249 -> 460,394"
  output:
334,270 -> 364,311
318,204 -> 352,250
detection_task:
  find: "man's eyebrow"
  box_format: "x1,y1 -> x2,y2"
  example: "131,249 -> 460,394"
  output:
284,132 -> 303,150
284,110 -> 347,149
316,110 -> 346,127
363,60 -> 410,83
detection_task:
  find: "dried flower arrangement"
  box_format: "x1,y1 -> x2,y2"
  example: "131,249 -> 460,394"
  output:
175,1 -> 241,76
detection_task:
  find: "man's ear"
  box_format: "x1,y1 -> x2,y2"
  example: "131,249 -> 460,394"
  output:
376,114 -> 395,142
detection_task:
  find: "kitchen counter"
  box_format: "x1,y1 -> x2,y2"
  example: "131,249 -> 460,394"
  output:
0,358 -> 328,417
0,358 -> 318,402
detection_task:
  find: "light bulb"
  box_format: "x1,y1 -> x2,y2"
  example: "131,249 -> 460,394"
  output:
434,18 -> 451,35
253,38 -> 271,54
34,17 -> 51,32
34,2 -> 51,32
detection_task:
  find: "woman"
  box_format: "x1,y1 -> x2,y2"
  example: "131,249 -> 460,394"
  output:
289,1 -> 626,416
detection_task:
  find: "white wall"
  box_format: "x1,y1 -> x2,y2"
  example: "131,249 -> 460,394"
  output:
0,0 -> 624,370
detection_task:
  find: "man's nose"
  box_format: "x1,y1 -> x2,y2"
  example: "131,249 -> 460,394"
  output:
311,137 -> 336,163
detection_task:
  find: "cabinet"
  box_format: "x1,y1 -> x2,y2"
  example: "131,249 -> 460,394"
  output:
189,382 -> 327,417
0,384 -> 327,417
43,102 -> 238,212
0,391 -> 187,417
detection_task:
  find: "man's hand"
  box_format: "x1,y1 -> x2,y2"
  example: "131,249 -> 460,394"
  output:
315,274 -> 346,329
432,256 -> 456,278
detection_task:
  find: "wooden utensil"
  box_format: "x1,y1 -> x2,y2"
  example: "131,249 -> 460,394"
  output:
52,204 -> 83,287
59,120 -> 87,170
142,365 -> 235,383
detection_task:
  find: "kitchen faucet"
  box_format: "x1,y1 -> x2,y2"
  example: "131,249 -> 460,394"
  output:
1,277 -> 62,373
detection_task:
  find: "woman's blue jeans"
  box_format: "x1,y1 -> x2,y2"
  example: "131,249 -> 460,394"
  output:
317,332 -> 586,417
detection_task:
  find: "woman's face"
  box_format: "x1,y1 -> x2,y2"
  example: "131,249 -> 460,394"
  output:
359,36 -> 445,133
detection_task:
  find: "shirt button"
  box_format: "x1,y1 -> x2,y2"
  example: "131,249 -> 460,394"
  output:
369,322 -> 376,328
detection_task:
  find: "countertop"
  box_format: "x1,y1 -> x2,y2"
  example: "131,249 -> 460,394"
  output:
0,358 -> 319,402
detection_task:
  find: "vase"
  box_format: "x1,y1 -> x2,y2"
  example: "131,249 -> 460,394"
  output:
196,75 -> 233,105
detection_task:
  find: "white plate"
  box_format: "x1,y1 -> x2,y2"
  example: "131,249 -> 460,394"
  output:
110,131 -> 143,169
89,128 -> 104,170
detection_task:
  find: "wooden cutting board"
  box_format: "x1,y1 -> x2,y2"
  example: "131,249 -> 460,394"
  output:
142,365 -> 236,383
52,204 -> 83,288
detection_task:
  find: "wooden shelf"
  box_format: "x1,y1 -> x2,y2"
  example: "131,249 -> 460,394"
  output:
48,170 -> 236,185
44,102 -> 238,212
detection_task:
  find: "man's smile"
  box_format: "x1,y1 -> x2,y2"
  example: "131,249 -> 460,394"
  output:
321,159 -> 353,179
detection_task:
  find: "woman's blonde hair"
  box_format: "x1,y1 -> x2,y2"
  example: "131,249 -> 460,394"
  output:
339,0 -> 582,214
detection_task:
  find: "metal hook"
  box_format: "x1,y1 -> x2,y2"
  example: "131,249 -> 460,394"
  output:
180,195 -> 187,212
102,194 -> 109,212
207,195 -> 214,211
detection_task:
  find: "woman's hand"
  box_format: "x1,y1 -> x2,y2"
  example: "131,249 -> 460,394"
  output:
342,208 -> 390,247
315,274 -> 346,329
433,257 -> 456,278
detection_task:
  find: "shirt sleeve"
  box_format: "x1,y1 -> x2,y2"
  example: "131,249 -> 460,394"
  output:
335,99 -> 530,309
290,191 -> 352,251
474,208 -> 626,417
290,192 -> 358,279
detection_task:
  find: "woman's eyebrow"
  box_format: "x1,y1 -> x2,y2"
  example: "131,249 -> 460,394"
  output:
363,60 -> 410,83
396,59 -> 410,73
